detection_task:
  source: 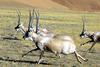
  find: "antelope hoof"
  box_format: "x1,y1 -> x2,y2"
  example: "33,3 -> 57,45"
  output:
37,59 -> 45,64
37,59 -> 43,64
79,61 -> 82,64
84,59 -> 88,62
37,60 -> 41,64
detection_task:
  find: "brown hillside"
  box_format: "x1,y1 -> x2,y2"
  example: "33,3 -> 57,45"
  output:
14,0 -> 68,10
0,0 -> 68,10
0,0 -> 31,8
0,0 -> 100,11
52,0 -> 100,11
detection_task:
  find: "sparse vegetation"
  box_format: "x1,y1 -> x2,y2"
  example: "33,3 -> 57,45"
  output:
0,8 -> 100,67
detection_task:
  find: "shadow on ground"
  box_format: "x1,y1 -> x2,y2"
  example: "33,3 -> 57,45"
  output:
0,36 -> 20,40
0,57 -> 56,65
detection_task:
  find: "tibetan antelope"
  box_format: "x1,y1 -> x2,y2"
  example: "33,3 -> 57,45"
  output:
22,9 -> 75,57
80,16 -> 100,52
23,15 -> 88,64
14,9 -> 35,38
22,10 -> 76,57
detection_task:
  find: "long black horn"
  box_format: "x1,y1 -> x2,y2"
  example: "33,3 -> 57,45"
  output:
30,9 -> 35,29
16,9 -> 21,25
82,16 -> 87,32
35,9 -> 40,33
28,10 -> 32,32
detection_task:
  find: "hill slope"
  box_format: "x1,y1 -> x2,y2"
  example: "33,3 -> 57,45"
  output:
0,0 -> 100,11
0,0 -> 68,11
15,0 -> 68,10
52,0 -> 100,11
0,0 -> 31,8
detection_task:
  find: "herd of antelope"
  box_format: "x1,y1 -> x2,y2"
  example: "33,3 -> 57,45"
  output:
13,9 -> 100,64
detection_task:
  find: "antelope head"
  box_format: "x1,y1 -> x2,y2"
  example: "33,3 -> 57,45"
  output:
14,9 -> 22,32
80,16 -> 90,38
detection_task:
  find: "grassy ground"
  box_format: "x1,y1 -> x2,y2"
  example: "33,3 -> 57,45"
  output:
0,8 -> 100,67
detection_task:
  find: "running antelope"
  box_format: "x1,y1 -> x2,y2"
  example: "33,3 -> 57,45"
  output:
80,16 -> 100,52
23,16 -> 88,64
22,11 -> 75,57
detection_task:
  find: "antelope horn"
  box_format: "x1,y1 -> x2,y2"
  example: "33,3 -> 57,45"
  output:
28,10 -> 32,32
16,9 -> 21,25
82,16 -> 87,32
35,9 -> 40,33
29,9 -> 35,29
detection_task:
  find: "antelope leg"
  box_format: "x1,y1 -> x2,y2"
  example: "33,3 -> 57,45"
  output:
22,42 -> 40,57
37,50 -> 44,64
80,40 -> 92,46
88,42 -> 96,52
74,51 -> 82,64
75,51 -> 88,62
22,47 -> 39,57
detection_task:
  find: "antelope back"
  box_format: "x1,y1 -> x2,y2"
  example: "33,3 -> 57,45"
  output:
45,37 -> 76,54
